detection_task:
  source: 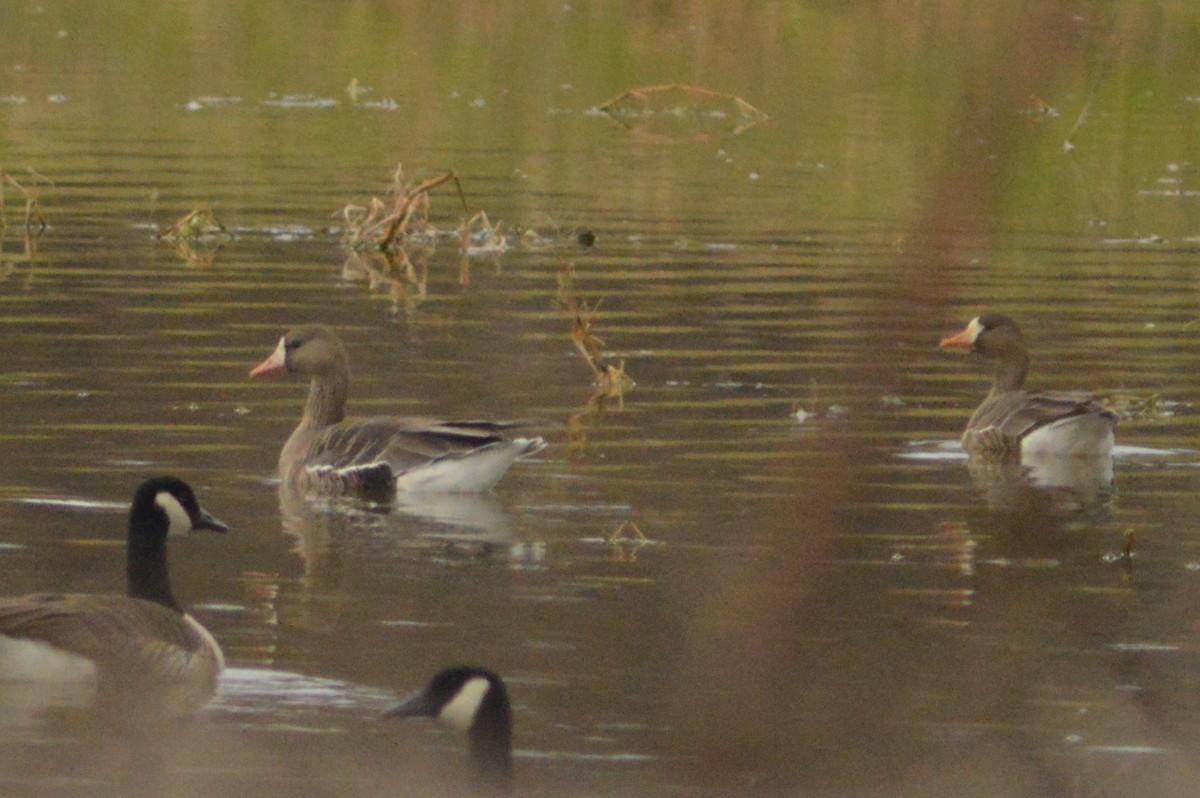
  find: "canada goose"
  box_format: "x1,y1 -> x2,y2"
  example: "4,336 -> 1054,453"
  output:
248,324 -> 546,494
0,476 -> 228,713
385,666 -> 513,793
939,314 -> 1116,457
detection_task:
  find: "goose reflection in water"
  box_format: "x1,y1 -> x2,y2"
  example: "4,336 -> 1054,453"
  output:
276,483 -> 516,577
966,450 -> 1115,514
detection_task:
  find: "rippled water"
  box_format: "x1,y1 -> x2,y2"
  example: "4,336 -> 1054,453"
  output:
5,3 -> 1200,797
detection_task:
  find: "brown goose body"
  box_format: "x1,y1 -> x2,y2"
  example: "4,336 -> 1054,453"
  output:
250,325 -> 546,495
0,595 -> 222,690
939,314 -> 1116,458
0,477 -> 228,713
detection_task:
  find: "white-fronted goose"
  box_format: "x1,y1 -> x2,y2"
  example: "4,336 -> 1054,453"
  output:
385,666 -> 513,793
939,314 -> 1116,457
0,477 -> 228,712
249,325 -> 546,494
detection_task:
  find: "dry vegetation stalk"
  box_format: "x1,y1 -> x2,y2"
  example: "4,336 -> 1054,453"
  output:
558,266 -> 632,390
378,171 -> 463,249
341,165 -> 467,252
0,167 -> 49,235
158,209 -> 228,242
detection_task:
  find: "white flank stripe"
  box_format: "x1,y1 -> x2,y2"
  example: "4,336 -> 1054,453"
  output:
184,614 -> 225,673
0,635 -> 98,683
394,444 -> 527,492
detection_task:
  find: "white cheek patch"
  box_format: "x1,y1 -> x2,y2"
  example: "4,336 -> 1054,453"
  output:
966,317 -> 985,343
438,676 -> 490,732
155,492 -> 193,536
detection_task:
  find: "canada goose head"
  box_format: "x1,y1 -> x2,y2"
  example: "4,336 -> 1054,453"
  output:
249,324 -> 348,381
385,666 -> 513,792
127,476 -> 227,610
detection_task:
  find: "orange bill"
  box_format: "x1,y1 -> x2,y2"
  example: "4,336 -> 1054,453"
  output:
250,336 -> 288,378
938,324 -> 976,353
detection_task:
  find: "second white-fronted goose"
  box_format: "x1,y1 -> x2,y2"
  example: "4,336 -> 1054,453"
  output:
385,666 -> 513,793
249,325 -> 546,495
0,477 -> 228,713
939,314 -> 1116,458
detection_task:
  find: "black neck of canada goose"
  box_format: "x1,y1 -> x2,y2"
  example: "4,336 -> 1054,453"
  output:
125,477 -> 228,612
467,680 -> 513,792
386,666 -> 514,793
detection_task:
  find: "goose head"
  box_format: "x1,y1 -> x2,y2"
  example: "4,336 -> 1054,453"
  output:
132,476 -> 228,540
939,313 -> 1030,392
386,666 -> 513,792
249,324 -> 348,381
127,477 -> 227,609
938,314 -> 1027,359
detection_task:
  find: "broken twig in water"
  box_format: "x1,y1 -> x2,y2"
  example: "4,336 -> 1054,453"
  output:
158,208 -> 229,243
598,83 -> 770,139
0,167 -> 50,235
340,165 -> 468,252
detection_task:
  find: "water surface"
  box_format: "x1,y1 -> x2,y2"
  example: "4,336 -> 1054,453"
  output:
4,3 -> 1200,796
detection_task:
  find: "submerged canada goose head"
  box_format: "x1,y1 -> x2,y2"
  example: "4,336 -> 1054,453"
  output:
385,666 -> 514,792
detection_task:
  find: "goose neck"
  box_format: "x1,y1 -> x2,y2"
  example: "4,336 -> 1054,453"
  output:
468,702 -> 514,792
300,368 -> 348,430
990,350 -> 1028,394
127,532 -> 180,612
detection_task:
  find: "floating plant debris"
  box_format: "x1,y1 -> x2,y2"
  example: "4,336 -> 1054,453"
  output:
156,208 -> 232,265
260,93 -> 338,109
0,166 -> 49,235
339,164 -> 468,252
157,208 -> 229,243
184,96 -> 243,112
458,210 -> 508,256
597,83 -> 770,140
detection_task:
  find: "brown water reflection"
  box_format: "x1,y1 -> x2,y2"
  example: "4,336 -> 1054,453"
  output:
5,2 -> 1200,796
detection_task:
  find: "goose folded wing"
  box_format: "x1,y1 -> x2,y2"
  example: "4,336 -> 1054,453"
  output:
0,594 -> 206,677
976,391 -> 1114,444
301,418 -> 513,482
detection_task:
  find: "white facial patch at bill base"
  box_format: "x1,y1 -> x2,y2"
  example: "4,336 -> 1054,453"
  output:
155,491 -> 194,536
966,316 -> 985,343
438,676 -> 491,732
